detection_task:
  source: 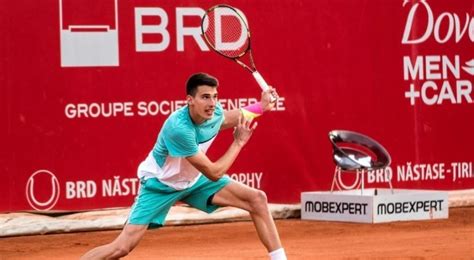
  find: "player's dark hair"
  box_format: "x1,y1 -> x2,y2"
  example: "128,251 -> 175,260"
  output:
186,73 -> 218,96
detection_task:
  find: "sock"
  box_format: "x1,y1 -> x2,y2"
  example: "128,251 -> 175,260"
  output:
269,248 -> 287,260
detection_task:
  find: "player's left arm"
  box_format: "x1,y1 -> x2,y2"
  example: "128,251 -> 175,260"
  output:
220,87 -> 278,130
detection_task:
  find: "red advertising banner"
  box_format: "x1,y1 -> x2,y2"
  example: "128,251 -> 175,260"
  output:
1,0 -> 473,212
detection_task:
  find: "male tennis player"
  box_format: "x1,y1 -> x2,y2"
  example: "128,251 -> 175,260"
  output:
81,73 -> 287,260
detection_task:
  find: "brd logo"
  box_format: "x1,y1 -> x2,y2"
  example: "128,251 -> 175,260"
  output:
25,170 -> 61,211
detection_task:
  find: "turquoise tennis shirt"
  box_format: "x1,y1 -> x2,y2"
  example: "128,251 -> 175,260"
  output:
137,103 -> 225,190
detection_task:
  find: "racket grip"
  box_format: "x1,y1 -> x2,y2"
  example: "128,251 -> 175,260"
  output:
252,71 -> 277,102
252,71 -> 269,91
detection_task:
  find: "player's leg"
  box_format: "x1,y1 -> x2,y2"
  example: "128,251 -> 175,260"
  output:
211,180 -> 283,253
80,224 -> 148,259
82,177 -> 179,259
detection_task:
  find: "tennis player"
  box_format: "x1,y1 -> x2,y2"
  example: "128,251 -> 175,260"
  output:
81,73 -> 286,260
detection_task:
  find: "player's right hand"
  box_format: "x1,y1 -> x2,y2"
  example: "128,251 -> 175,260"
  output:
261,86 -> 279,112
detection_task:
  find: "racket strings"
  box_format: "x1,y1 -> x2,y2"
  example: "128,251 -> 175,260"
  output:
202,7 -> 250,58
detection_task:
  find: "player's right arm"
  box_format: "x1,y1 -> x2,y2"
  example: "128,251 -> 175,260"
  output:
186,115 -> 257,181
220,87 -> 278,130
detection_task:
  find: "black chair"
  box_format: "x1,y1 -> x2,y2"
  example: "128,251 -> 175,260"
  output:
328,130 -> 392,194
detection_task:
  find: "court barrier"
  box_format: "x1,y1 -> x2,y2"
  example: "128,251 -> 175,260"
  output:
0,204 -> 300,237
1,190 -> 472,237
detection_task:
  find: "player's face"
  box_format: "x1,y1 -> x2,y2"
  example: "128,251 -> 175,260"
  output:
188,85 -> 218,124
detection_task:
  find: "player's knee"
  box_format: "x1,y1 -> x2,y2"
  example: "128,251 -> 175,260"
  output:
249,190 -> 268,213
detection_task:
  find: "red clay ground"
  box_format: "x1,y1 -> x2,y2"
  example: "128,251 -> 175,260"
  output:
1,207 -> 473,259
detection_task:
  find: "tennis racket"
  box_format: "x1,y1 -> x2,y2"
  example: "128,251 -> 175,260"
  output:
201,4 -> 276,102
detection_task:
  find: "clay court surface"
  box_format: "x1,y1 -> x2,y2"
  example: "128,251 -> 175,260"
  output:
1,207 -> 472,259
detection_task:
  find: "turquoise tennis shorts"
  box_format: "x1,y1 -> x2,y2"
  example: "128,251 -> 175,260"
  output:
128,175 -> 231,228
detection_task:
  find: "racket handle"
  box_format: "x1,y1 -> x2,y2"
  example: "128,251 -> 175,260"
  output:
252,71 -> 269,91
252,71 -> 277,102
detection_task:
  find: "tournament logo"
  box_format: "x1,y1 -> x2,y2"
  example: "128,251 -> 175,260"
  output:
25,170 -> 61,211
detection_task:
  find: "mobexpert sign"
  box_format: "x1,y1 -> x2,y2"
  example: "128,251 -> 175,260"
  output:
301,189 -> 448,223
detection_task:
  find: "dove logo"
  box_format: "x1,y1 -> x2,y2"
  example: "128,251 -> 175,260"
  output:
59,0 -> 119,67
25,170 -> 61,211
400,1 -> 473,106
462,59 -> 474,76
401,0 -> 474,44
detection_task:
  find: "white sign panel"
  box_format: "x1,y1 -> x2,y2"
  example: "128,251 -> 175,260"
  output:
301,189 -> 449,223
